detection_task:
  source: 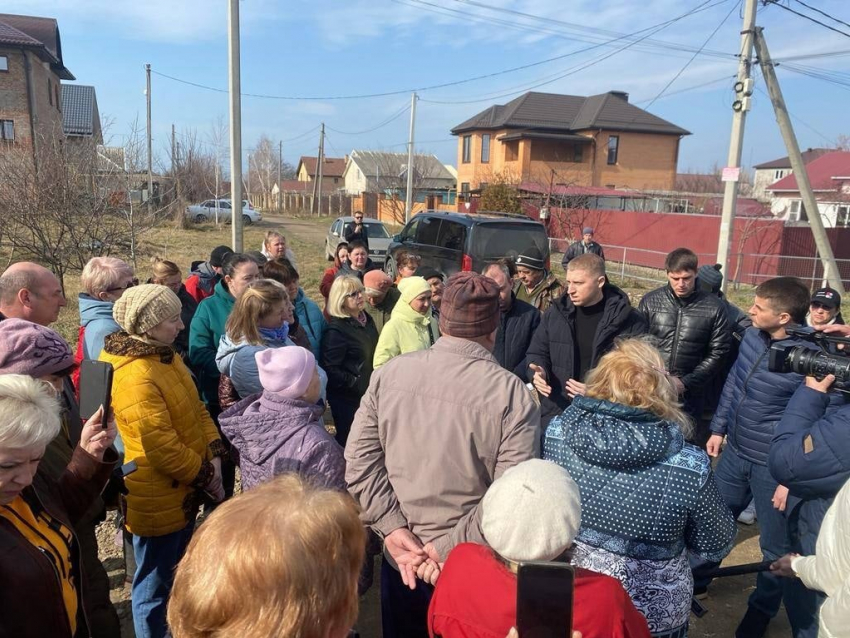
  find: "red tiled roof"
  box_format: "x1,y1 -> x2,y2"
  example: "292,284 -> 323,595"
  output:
297,156 -> 346,178
768,151 -> 850,193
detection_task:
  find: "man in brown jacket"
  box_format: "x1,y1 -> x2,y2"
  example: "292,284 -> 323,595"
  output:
345,272 -> 541,638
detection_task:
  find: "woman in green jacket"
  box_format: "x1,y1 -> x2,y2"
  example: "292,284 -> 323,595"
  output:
373,276 -> 439,369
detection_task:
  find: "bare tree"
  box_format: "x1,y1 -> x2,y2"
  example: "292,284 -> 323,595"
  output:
370,151 -> 448,224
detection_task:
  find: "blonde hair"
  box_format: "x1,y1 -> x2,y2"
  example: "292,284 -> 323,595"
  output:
81,257 -> 134,297
167,474 -> 365,638
584,338 -> 692,437
225,279 -> 289,345
150,257 -> 181,283
0,374 -> 62,450
327,276 -> 364,319
263,231 -> 286,251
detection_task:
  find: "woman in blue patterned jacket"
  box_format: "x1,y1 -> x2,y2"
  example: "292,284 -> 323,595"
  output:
544,338 -> 736,638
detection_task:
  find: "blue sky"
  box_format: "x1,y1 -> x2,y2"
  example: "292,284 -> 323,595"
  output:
9,0 -> 850,174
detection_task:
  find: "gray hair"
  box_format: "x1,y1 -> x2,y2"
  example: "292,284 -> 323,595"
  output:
0,375 -> 61,451
0,270 -> 36,306
483,262 -> 511,283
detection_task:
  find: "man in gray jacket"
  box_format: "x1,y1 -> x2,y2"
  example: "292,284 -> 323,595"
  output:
345,272 -> 541,638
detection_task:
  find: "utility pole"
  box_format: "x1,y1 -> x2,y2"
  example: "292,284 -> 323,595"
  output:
317,123 -> 325,216
310,126 -> 322,215
404,92 -> 418,224
278,140 -> 282,214
753,29 -> 844,294
715,0 -> 758,292
145,63 -> 153,207
227,0 -> 243,251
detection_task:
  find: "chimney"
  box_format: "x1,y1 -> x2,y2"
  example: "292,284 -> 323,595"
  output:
609,90 -> 629,102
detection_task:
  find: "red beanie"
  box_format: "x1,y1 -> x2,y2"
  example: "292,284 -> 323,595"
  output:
439,272 -> 500,338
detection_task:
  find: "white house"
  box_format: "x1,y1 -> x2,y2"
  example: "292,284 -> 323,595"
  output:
767,151 -> 850,228
342,150 -> 456,195
752,147 -> 833,202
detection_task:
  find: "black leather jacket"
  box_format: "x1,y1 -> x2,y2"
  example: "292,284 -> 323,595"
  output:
638,285 -> 731,391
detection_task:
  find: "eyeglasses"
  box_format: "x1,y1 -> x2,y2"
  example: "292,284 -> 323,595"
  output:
346,290 -> 364,299
106,278 -> 138,293
811,302 -> 833,311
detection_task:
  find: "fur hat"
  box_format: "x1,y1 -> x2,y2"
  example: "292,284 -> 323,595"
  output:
482,459 -> 582,563
0,319 -> 74,378
255,346 -> 316,399
438,272 -> 499,338
112,284 -> 182,336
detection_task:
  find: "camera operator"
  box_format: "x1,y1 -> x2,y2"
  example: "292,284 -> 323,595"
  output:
767,323 -> 850,637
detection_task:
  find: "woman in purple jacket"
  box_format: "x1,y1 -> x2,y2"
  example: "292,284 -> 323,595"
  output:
218,345 -> 344,492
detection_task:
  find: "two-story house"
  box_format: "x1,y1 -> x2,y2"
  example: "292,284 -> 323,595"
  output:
767,151 -> 850,227
752,147 -> 833,202
451,90 -> 689,195
342,149 -> 456,197
0,13 -> 74,162
296,155 -> 347,191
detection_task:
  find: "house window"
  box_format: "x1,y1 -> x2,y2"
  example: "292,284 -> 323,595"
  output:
481,134 -> 490,163
1,120 -> 15,141
462,136 -> 472,164
774,169 -> 787,181
837,205 -> 850,228
334,177 -> 339,184
573,144 -> 583,163
460,182 -> 470,198
55,84 -> 60,111
0,56 -> 8,72
607,135 -> 619,165
48,78 -> 53,106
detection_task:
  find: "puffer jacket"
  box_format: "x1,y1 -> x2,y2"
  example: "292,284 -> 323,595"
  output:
184,260 -> 219,304
493,295 -> 540,377
293,287 -> 326,357
78,293 -> 120,361
526,284 -> 648,420
219,391 -> 344,492
790,477 -> 850,638
373,298 -> 439,369
513,271 -> 564,313
710,327 -> 841,466
100,332 -> 223,537
189,280 -> 235,408
638,285 -> 731,390
335,259 -> 380,281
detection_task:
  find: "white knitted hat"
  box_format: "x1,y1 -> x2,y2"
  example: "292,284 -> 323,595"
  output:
481,459 -> 582,563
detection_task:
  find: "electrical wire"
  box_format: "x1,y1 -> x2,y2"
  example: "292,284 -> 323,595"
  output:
632,73 -> 736,104
792,0 -> 850,31
326,104 -> 410,135
765,0 -> 850,38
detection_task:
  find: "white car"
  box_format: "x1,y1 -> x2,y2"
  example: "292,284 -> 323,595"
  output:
186,199 -> 262,225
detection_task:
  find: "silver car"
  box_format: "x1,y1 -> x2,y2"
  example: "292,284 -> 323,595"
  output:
185,199 -> 262,225
326,216 -> 392,261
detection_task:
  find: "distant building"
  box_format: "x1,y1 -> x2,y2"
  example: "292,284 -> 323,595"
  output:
767,151 -> 850,228
752,147 -> 834,201
451,90 -> 689,195
342,150 -> 456,198
296,155 -> 347,191
62,83 -> 102,145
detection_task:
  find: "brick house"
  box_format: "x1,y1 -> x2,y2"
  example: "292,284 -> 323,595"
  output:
451,90 -> 689,195
0,13 -> 73,162
296,155 -> 347,191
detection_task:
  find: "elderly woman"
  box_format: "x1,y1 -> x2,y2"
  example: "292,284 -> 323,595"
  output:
363,270 -> 401,334
806,287 -> 844,328
0,374 -> 117,637
260,230 -> 298,269
100,284 -> 225,638
321,242 -> 350,309
320,276 -> 379,446
373,276 -> 439,368
168,474 -> 364,638
543,338 -> 736,638
149,257 -> 197,360
428,459 -> 650,638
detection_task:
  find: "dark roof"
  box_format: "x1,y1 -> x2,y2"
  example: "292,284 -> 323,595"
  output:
753,148 -> 834,170
297,156 -> 346,178
62,84 -> 99,136
451,91 -> 689,136
0,13 -> 73,80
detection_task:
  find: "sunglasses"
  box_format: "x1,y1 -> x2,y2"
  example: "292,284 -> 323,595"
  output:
106,278 -> 139,293
810,302 -> 835,311
346,290 -> 364,299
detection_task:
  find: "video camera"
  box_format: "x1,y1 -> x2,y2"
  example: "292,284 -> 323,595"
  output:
768,326 -> 850,384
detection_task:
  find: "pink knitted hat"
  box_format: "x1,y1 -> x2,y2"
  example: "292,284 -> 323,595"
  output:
255,346 -> 316,399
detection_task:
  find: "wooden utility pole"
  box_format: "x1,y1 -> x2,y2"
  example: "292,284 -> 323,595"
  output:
227,0 -> 243,251
715,0 -> 758,292
145,63 -> 153,207
316,123 -> 325,216
753,29 -> 844,294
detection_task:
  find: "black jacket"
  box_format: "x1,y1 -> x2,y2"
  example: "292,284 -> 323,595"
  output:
561,240 -> 605,267
320,314 -> 379,402
638,285 -> 731,391
494,295 -> 540,377
344,222 -> 370,250
526,284 -> 648,419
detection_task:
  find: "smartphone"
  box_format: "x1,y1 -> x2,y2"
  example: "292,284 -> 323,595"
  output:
120,460 -> 138,477
516,561 -> 575,638
79,360 -> 114,424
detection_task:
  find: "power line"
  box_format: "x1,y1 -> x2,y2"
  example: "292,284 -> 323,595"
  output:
753,83 -> 835,143
632,73 -> 736,104
792,0 -> 850,31
765,0 -> 850,38
326,104 -> 411,135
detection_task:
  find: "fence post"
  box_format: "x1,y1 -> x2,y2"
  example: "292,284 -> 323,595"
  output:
621,248 -> 627,283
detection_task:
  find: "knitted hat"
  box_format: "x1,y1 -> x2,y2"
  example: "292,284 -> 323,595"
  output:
398,276 -> 431,305
113,284 -> 182,336
698,264 -> 723,294
255,346 -> 316,399
482,459 -> 582,563
515,246 -> 545,271
439,272 -> 500,338
0,319 -> 74,378
582,227 -> 594,236
363,270 -> 393,296
415,266 -> 444,282
812,286 -> 841,309
210,245 -> 234,268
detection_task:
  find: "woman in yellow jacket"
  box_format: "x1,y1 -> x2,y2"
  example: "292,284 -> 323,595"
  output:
100,284 -> 224,638
373,276 -> 439,368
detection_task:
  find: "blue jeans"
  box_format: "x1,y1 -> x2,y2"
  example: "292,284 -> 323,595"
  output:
693,444 -> 819,636
131,523 -> 194,638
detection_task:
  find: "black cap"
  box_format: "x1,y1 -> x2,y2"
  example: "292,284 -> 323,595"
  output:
516,246 -> 545,271
210,245 -> 234,268
812,287 -> 841,309
415,266 -> 444,281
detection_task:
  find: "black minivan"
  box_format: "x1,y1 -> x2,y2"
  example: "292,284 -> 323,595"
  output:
384,211 -> 550,278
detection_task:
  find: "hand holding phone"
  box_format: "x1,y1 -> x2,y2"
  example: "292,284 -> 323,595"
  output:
516,561 -> 575,638
80,405 -> 118,461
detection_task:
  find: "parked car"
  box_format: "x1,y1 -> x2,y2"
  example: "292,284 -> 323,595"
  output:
385,211 -> 550,278
185,199 -> 262,225
325,216 -> 392,261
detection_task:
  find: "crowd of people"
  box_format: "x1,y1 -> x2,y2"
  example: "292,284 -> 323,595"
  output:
0,217 -> 847,638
